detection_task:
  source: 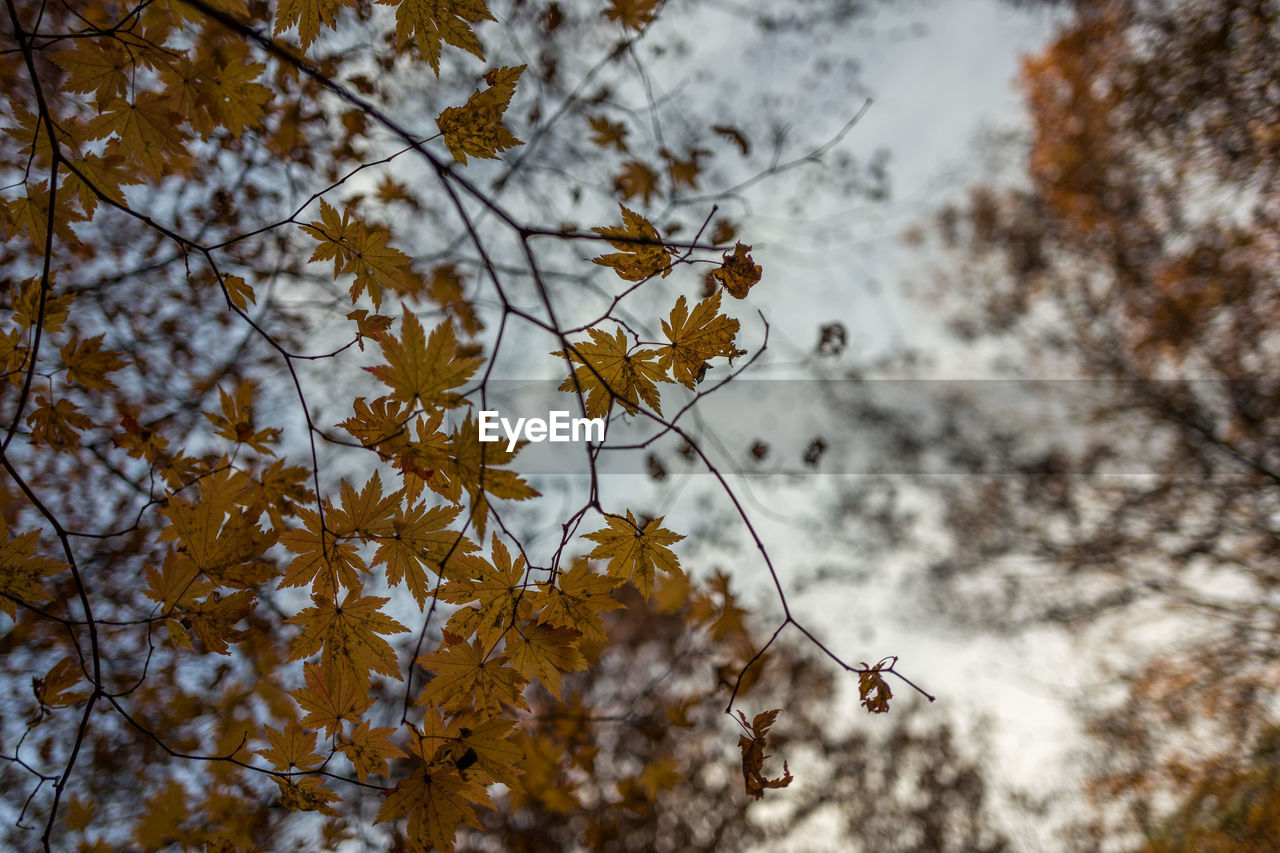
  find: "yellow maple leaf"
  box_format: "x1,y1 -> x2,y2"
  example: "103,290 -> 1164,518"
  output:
132,780 -> 188,850
290,661 -> 374,739
301,201 -> 412,308
661,147 -> 706,190
659,291 -> 746,388
374,501 -> 476,608
273,775 -> 341,817
184,588 -> 256,655
553,327 -> 669,418
382,0 -> 496,74
341,719 -> 405,782
435,65 -> 525,164
375,738 -> 493,853
33,655 -> 89,708
224,274 -> 257,312
582,510 -> 684,599
204,379 -> 281,454
0,519 -> 67,618
26,395 -> 94,450
343,224 -> 413,309
443,413 -> 539,537
86,93 -> 190,181
257,720 -> 325,770
274,0 -> 351,50
331,471 -> 400,538
417,707 -> 522,787
365,309 -> 482,408
158,480 -> 279,589
301,199 -> 359,277
438,537 -> 531,647
161,40 -> 271,139
286,587 -> 409,682
416,638 -> 529,715
533,558 -> 623,644
49,40 -> 131,103
506,622 -> 587,700
426,262 -> 483,336
591,204 -> 673,282
278,505 -> 367,598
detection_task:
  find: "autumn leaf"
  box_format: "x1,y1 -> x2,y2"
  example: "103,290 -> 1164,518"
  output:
348,309 -> 393,350
612,159 -> 660,205
588,115 -> 629,151
859,660 -> 893,714
0,519 -> 66,619
712,124 -> 751,155
9,276 -> 72,333
158,481 -> 279,589
438,538 -> 531,648
301,199 -> 359,278
274,0 -> 351,50
416,638 -> 529,716
287,587 -> 409,682
26,395 -> 93,449
343,223 -> 413,309
582,510 -> 684,599
224,274 -> 256,311
204,380 -> 281,454
418,707 -> 522,787
33,656 -> 89,708
291,662 -> 374,739
301,201 -> 412,308
257,720 -> 325,770
374,501 -> 476,608
534,558 -> 624,644
331,472 -> 399,538
184,588 -> 256,655
660,147 -> 706,190
605,0 -> 659,32
442,413 -> 539,537
376,738 -> 493,853
273,776 -> 341,817
86,93 -> 190,181
365,308 -> 482,408
278,505 -> 367,598
506,622 -> 587,700
436,66 -> 525,164
383,0 -> 496,74
591,205 -> 673,282
659,291 -> 746,388
736,708 -> 793,799
49,41 -> 131,103
711,242 -> 762,299
132,781 -> 188,850
60,334 -> 125,391
341,719 -> 405,782
553,327 -> 669,418
426,262 -> 483,335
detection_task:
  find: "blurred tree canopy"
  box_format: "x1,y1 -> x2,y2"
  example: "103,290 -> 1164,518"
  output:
867,0 -> 1280,848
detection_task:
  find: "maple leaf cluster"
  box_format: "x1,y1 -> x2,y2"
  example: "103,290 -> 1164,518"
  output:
0,0 -> 914,849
